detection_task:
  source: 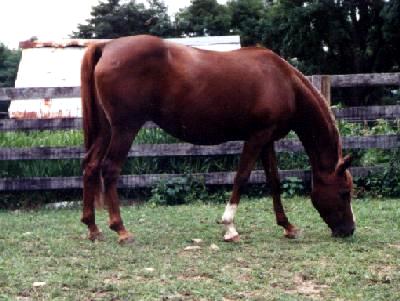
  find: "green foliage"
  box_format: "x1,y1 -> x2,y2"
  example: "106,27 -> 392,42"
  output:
0,43 -> 20,88
0,130 -> 83,147
149,176 -> 207,206
72,0 -> 175,39
260,1 -> 399,75
175,0 -> 231,36
282,176 -> 305,198
355,149 -> 400,198
227,0 -> 265,46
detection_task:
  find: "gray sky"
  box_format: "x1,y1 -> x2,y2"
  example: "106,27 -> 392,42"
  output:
0,0 -> 226,49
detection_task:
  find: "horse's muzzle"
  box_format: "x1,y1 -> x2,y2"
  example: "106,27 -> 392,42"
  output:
331,224 -> 355,237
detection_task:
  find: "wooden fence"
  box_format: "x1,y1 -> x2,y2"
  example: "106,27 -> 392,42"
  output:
0,73 -> 399,192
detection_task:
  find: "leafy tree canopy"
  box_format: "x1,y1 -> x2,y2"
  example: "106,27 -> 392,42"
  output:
0,44 -> 21,88
72,0 -> 174,38
260,0 -> 400,75
73,0 -> 400,76
175,0 -> 231,36
227,0 -> 265,46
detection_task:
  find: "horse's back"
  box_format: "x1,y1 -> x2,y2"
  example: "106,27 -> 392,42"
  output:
93,35 -> 297,143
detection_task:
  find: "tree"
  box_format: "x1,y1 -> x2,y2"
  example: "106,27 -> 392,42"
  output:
381,0 -> 400,72
0,43 -> 21,88
0,43 -> 21,116
72,0 -> 174,39
175,0 -> 231,36
146,0 -> 175,37
227,0 -> 265,46
259,0 -> 399,75
258,0 -> 400,105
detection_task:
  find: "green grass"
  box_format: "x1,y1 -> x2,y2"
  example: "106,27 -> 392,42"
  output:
1,197 -> 399,300
1,121 -> 398,178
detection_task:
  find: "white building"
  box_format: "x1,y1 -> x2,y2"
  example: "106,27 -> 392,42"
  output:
9,36 -> 241,119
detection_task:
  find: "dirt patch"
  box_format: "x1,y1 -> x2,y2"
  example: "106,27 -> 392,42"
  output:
16,297 -> 32,301
177,274 -> 211,281
220,264 -> 254,283
285,274 -> 329,300
388,243 -> 400,250
369,264 -> 396,283
230,289 -> 269,300
103,273 -> 123,285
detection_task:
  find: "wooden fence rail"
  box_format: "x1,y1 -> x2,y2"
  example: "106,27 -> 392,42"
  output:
0,73 -> 399,101
0,72 -> 399,192
1,105 -> 400,131
0,166 -> 384,192
0,135 -> 398,161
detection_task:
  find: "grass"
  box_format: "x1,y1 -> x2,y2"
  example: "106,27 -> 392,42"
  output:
0,197 -> 399,300
1,120 -> 399,178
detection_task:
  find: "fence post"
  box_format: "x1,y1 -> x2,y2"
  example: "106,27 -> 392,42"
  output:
311,75 -> 331,105
321,75 -> 331,105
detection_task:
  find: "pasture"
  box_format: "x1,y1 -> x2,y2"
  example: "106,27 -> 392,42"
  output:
1,197 -> 399,300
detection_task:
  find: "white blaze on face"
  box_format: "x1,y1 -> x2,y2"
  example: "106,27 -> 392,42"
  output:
221,203 -> 239,240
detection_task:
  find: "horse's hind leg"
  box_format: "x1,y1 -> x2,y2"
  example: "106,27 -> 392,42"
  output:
221,134 -> 265,242
82,133 -> 110,241
101,125 -> 142,244
260,144 -> 300,238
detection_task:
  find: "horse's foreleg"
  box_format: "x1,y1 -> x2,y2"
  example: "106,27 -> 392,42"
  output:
261,144 -> 300,238
82,135 -> 110,241
221,137 -> 264,242
101,125 -> 140,244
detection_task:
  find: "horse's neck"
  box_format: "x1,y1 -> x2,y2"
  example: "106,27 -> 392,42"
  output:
293,78 -> 341,177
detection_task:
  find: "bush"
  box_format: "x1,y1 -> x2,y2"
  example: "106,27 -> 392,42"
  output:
354,149 -> 400,198
149,175 -> 208,206
282,176 -> 305,198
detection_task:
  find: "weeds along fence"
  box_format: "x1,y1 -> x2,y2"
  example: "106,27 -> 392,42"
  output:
0,72 -> 399,192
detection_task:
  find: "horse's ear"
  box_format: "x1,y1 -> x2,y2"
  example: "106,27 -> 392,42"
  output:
336,155 -> 352,175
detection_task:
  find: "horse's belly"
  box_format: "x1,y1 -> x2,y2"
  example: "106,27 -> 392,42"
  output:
153,114 -> 261,145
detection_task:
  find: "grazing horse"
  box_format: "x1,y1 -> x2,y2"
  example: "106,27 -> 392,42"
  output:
80,35 -> 355,244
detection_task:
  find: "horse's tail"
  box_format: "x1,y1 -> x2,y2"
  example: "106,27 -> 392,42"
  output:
81,42 -> 105,151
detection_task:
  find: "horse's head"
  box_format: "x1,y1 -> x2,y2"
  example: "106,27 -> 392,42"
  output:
311,155 -> 355,237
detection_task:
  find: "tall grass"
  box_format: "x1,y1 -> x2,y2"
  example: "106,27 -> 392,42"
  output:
0,120 -> 399,178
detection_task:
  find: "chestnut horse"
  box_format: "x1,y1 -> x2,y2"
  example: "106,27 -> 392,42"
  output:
80,35 -> 355,244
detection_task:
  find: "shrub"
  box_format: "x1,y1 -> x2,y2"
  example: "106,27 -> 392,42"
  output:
149,175 -> 208,206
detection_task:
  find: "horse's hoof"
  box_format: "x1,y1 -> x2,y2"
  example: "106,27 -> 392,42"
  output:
118,232 -> 135,245
88,230 -> 104,242
223,234 -> 240,242
284,227 -> 301,239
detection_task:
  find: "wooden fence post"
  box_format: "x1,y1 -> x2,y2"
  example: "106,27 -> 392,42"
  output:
311,75 -> 331,105
321,75 -> 331,105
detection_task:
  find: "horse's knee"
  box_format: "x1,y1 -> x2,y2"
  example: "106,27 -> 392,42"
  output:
101,159 -> 121,189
